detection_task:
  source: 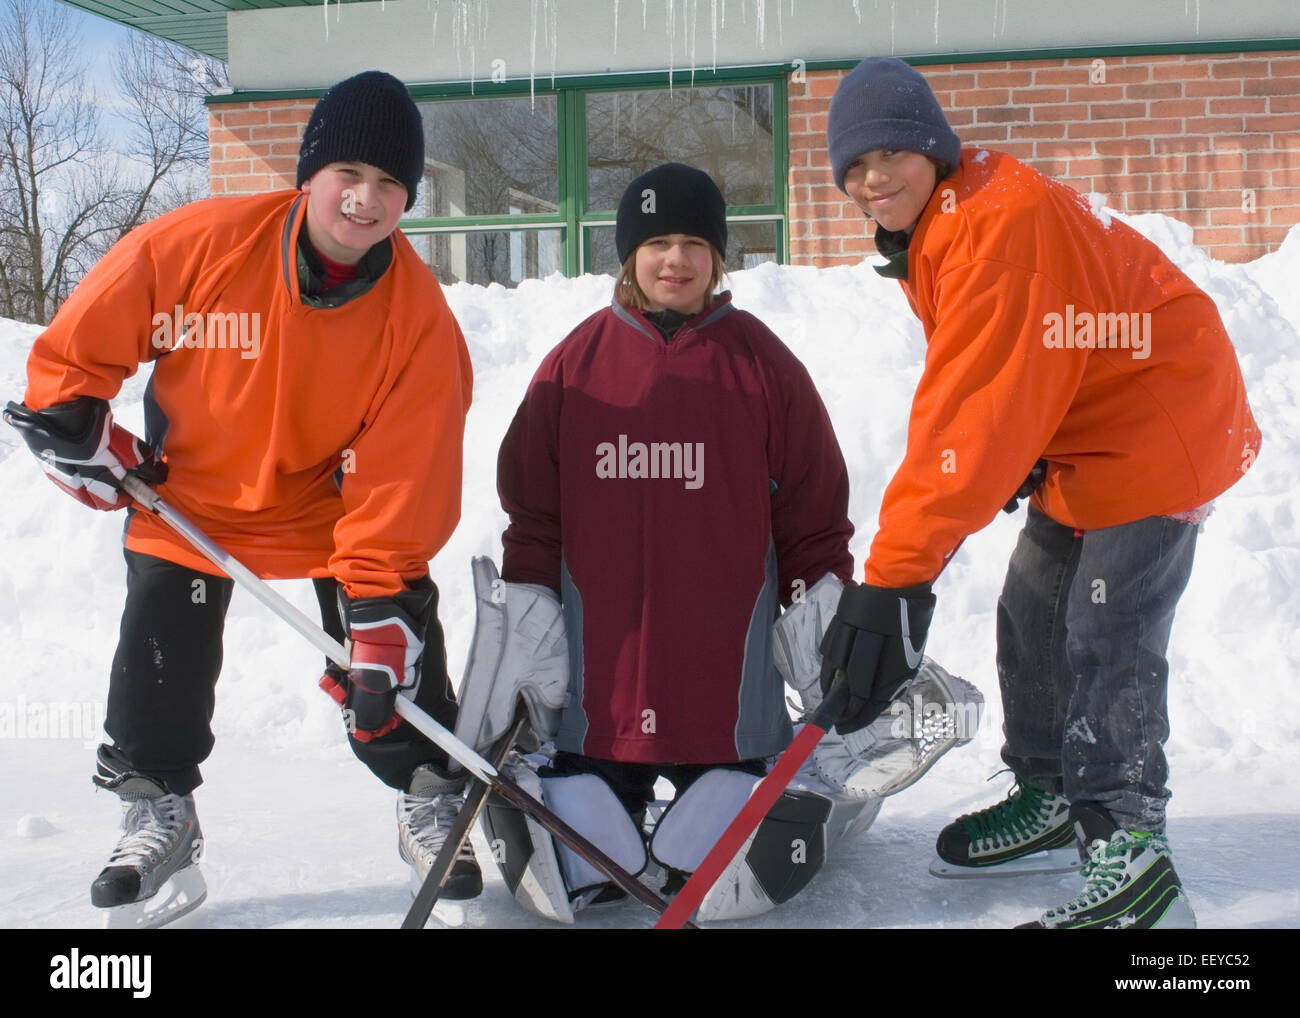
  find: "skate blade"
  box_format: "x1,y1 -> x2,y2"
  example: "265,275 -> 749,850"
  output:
929,847 -> 1081,879
101,866 -> 208,929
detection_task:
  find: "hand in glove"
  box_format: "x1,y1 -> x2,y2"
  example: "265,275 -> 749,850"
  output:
818,581 -> 936,734
4,397 -> 166,511
320,588 -> 432,742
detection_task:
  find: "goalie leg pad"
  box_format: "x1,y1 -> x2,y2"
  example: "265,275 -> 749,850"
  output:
648,767 -> 761,874
454,557 -> 568,754
480,762 -> 575,924
694,789 -> 835,922
539,772 -> 648,899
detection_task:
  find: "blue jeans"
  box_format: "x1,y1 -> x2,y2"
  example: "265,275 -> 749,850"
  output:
996,507 -> 1198,832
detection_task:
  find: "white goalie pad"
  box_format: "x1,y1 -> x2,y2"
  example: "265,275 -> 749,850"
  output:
540,773 -> 647,900
648,768 -> 760,874
772,573 -> 844,701
483,759 -> 575,924
814,657 -> 983,800
454,557 -> 568,753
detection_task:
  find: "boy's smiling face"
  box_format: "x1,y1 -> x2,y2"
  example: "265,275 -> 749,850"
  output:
843,149 -> 939,235
301,162 -> 407,264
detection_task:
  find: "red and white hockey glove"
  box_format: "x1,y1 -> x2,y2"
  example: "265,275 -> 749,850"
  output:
320,590 -> 431,742
4,397 -> 166,511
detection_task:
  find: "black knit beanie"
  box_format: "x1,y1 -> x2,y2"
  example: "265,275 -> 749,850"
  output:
615,163 -> 727,264
296,71 -> 425,211
826,57 -> 961,192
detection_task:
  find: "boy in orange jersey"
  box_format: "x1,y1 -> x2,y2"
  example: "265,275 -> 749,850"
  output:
5,71 -> 478,928
816,57 -> 1261,928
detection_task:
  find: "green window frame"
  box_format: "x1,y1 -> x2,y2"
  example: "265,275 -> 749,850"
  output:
398,68 -> 789,285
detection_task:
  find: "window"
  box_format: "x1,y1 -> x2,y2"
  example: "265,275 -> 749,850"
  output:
400,74 -> 787,287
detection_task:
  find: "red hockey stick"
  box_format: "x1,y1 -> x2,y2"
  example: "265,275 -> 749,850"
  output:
653,679 -> 850,929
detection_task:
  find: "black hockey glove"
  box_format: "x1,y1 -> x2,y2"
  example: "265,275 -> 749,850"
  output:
320,587 -> 433,742
818,581 -> 936,735
4,397 -> 165,511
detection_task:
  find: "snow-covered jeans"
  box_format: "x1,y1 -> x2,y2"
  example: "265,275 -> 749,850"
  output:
103,550 -> 459,795
996,507 -> 1199,833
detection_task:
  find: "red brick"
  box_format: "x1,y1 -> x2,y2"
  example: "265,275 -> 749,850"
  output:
1032,68 -> 1090,86
1066,158 -> 1116,176
1032,103 -> 1090,122
1276,133 -> 1300,150
1151,137 -> 1212,154
1209,98 -> 1268,115
1185,79 -> 1244,98
1192,226 -> 1246,245
1211,134 -> 1275,152
1094,139 -> 1151,157
992,141 -> 1036,160
1011,123 -> 1065,139
1208,170 -> 1268,189
952,88 -> 1009,107
1209,207 -> 1266,226
978,106 -> 1031,124
1185,188 -> 1250,210
1246,113 -> 1300,133
945,108 -> 976,126
1126,191 -> 1191,210
210,159 -> 252,176
1244,151 -> 1296,170
1211,244 -> 1270,262
1186,152 -> 1249,171
1126,82 -> 1182,100
1270,95 -> 1300,114
1011,87 -> 1069,104
1271,167 -> 1300,187
805,75 -> 841,98
922,72 -> 977,91
975,70 -> 1035,88
223,174 -> 275,192
1067,85 -> 1127,103
1244,78 -> 1299,97
1152,62 -> 1210,81
1148,99 -> 1209,118
1210,59 -> 1271,78
269,107 -> 312,124
218,110 -> 271,127
1066,121 -> 1126,139
1089,102 -> 1148,120
1127,155 -> 1185,173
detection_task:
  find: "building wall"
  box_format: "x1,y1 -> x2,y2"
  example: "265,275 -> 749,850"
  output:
212,49 -> 1300,266
789,50 -> 1300,265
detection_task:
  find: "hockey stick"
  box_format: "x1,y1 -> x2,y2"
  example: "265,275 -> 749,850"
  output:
401,715 -> 526,929
652,678 -> 851,929
118,476 -> 691,925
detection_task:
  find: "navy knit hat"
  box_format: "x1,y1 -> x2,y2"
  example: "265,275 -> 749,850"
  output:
297,71 -> 425,211
615,163 -> 727,264
826,57 -> 961,192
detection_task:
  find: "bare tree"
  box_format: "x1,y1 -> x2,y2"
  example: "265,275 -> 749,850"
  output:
0,0 -> 114,324
0,0 -> 228,324
109,30 -> 227,240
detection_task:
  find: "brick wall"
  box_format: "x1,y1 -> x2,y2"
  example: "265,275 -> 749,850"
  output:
209,100 -> 314,196
789,51 -> 1300,265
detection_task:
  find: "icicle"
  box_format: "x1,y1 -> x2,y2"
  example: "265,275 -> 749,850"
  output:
689,0 -> 697,85
530,0 -> 538,107
643,0 -> 648,30
667,0 -> 675,89
853,0 -> 861,23
323,0 -> 329,41
549,0 -> 558,88
614,0 -> 620,56
890,0 -> 896,52
933,0 -> 939,45
711,0 -> 718,72
756,0 -> 765,49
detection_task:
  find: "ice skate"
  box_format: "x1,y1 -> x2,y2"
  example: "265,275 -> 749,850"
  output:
398,764 -> 482,900
91,771 -> 206,930
1018,805 -> 1195,929
931,778 -> 1079,878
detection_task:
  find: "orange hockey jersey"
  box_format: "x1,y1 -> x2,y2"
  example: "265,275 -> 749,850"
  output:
24,191 -> 473,598
865,149 -> 1261,588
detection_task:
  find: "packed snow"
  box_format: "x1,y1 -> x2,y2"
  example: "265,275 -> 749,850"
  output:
1,211 -> 1296,929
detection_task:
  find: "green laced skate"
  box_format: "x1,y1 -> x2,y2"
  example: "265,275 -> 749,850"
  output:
933,778 -> 1076,873
1023,830 -> 1196,929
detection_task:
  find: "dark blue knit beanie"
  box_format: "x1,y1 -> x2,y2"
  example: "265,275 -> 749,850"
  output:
826,57 -> 961,192
297,71 -> 425,211
615,163 -> 728,264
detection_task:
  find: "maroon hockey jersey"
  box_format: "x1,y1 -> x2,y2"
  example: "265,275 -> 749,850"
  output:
498,294 -> 853,764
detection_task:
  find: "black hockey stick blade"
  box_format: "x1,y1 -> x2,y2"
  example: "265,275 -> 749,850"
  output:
402,716 -> 527,930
